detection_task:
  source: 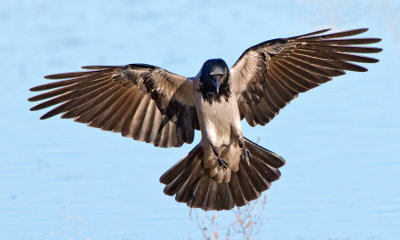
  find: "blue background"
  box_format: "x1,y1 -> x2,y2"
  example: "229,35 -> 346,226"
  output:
1,0 -> 399,239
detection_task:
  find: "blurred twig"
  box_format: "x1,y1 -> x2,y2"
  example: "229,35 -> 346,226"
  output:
61,207 -> 91,240
190,194 -> 268,240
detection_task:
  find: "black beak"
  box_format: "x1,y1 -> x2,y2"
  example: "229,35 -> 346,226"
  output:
211,76 -> 220,94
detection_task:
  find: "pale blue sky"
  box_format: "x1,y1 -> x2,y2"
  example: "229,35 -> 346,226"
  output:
1,0 -> 399,239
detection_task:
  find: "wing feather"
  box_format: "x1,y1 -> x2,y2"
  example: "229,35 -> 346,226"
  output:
29,64 -> 198,148
231,28 -> 381,126
101,89 -> 134,131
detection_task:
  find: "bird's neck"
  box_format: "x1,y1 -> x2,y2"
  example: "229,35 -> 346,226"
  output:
199,81 -> 231,104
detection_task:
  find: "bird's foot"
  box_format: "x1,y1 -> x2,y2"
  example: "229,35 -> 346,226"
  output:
238,136 -> 245,149
210,144 -> 228,169
218,157 -> 229,169
211,144 -> 219,157
241,147 -> 253,165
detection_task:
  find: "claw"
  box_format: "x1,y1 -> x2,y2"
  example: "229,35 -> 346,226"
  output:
242,148 -> 253,165
211,144 -> 228,169
211,144 -> 219,157
218,157 -> 229,169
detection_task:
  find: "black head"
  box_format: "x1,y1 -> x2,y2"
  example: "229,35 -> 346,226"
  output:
199,58 -> 231,102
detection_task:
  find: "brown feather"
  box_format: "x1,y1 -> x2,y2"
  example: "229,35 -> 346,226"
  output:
159,155 -> 190,185
304,38 -> 381,46
289,54 -> 345,77
30,73 -> 111,91
274,62 -> 318,89
269,66 -> 303,93
236,163 -> 260,201
138,101 -> 157,142
302,45 -> 382,54
265,80 -> 288,109
129,95 -> 151,139
148,107 -> 164,141
167,123 -> 179,147
231,29 -> 381,128
121,91 -> 145,137
285,57 -> 333,77
160,140 -> 285,210
279,60 -> 329,84
89,88 -> 132,128
328,52 -> 379,63
301,28 -> 369,40
294,49 -> 369,72
239,160 -> 267,193
175,159 -> 202,202
31,79 -> 114,112
111,90 -> 137,133
189,175 -> 211,208
77,87 -> 127,124
228,173 -> 248,207
29,63 -> 197,148
244,138 -> 285,168
203,180 -> 218,210
81,65 -> 119,70
287,28 -> 331,40
158,119 -> 171,147
217,183 -> 235,210
163,160 -> 192,196
61,84 -> 121,119
44,69 -> 114,80
101,90 -> 134,131
249,157 -> 281,183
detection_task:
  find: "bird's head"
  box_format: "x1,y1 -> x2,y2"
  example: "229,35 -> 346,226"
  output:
199,59 -> 230,98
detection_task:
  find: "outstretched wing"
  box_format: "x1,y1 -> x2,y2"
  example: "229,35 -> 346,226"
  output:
29,64 -> 199,148
230,28 -> 382,126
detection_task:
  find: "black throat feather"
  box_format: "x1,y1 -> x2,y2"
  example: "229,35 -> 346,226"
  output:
199,80 -> 231,104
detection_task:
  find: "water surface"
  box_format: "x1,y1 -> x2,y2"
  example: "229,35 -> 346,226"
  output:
1,0 -> 399,239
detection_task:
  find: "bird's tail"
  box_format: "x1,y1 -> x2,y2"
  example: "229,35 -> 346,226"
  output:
159,137 -> 285,211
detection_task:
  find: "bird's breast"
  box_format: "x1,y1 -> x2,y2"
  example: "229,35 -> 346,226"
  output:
196,93 -> 241,146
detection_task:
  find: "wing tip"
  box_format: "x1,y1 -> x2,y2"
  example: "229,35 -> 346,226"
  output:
318,28 -> 332,33
311,28 -> 332,35
27,96 -> 37,102
349,27 -> 369,34
29,105 -> 39,111
289,28 -> 332,39
359,27 -> 369,33
81,65 -> 114,70
44,74 -> 59,79
369,38 -> 382,44
30,106 -> 52,119
39,112 -> 55,120
44,75 -> 69,80
358,67 -> 369,72
29,86 -> 40,92
369,58 -> 380,63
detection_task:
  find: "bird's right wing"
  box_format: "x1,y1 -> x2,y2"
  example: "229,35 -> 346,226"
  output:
29,64 -> 199,148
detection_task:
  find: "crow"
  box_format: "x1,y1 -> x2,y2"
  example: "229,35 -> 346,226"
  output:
29,28 -> 382,211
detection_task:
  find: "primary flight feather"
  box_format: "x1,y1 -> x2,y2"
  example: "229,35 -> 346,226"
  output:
29,28 -> 382,210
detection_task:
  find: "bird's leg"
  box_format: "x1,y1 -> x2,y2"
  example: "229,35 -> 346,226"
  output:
211,144 -> 228,169
238,136 -> 245,149
238,136 -> 253,165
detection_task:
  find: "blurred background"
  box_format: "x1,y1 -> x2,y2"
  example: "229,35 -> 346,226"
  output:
1,0 -> 399,239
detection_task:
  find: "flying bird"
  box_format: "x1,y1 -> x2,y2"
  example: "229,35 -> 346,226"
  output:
29,28 -> 382,211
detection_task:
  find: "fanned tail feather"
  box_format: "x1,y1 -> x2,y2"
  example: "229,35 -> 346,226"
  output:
160,138 -> 285,211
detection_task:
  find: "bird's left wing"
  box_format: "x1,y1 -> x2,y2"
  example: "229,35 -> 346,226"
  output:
230,28 -> 382,126
29,64 -> 199,148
